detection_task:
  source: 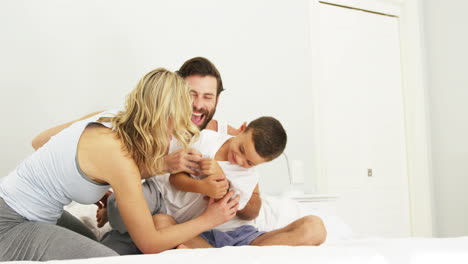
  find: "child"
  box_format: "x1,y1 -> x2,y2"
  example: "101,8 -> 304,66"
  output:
160,116 -> 287,238
101,116 -> 288,253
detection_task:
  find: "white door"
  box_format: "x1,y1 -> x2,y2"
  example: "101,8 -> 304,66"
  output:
312,2 -> 411,237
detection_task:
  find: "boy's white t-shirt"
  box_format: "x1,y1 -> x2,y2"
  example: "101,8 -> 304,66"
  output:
150,129 -> 258,232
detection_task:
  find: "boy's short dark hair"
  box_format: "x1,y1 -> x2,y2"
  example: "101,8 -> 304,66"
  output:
177,57 -> 224,96
245,117 -> 287,161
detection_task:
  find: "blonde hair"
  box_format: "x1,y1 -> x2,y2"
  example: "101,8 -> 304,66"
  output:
99,68 -> 199,175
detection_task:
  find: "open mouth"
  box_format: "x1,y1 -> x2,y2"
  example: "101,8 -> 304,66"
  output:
191,112 -> 205,126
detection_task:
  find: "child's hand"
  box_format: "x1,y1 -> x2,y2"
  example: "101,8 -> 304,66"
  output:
199,158 -> 229,199
94,190 -> 112,210
200,158 -> 224,177
201,174 -> 229,199
95,190 -> 112,228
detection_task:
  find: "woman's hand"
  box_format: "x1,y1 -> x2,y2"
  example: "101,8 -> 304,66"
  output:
202,191 -> 240,227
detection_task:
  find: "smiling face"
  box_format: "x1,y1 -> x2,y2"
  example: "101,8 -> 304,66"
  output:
185,75 -> 218,130
227,130 -> 268,169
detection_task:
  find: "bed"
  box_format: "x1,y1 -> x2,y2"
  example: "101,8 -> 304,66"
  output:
7,195 -> 468,264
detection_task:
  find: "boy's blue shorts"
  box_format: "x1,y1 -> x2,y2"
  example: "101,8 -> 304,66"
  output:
200,225 -> 266,248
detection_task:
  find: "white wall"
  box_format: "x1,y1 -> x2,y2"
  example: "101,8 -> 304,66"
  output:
422,0 -> 468,237
0,0 -> 314,194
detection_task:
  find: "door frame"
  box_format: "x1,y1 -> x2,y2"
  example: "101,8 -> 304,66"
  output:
308,0 -> 434,237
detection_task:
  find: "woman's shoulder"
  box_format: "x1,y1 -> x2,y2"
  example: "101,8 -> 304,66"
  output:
82,123 -> 121,147
79,124 -> 139,181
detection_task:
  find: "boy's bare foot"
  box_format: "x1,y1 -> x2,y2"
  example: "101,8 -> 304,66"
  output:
176,244 -> 190,249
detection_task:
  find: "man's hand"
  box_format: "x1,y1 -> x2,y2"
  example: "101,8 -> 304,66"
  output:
163,148 -> 202,175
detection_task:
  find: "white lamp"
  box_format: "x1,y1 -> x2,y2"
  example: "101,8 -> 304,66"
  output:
281,152 -> 305,197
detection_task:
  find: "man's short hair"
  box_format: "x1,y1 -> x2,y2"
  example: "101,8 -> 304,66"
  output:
178,57 -> 224,96
246,117 -> 287,161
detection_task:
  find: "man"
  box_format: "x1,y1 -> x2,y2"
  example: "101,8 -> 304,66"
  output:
164,57 -> 259,220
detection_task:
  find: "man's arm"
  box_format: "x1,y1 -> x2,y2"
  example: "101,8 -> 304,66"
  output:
32,111 -> 103,150
236,184 -> 261,220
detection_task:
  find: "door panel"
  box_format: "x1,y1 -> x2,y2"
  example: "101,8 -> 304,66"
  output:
314,3 -> 411,237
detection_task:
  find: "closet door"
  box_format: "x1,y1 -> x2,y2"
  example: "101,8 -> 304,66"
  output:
313,2 -> 411,237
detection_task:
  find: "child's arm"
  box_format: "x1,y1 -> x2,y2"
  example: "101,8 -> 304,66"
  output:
169,173 -> 205,194
169,172 -> 229,200
236,184 -> 261,220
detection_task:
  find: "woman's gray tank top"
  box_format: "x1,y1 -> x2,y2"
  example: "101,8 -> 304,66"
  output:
0,110 -> 118,224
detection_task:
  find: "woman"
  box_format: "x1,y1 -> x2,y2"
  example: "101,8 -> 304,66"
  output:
0,68 -> 239,261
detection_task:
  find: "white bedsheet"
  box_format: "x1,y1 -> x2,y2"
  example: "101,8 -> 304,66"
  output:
7,237 -> 468,264
11,196 -> 466,264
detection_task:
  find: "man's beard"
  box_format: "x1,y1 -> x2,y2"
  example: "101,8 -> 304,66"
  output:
194,108 -> 216,130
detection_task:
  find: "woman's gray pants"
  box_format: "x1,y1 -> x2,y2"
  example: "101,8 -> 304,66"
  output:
0,198 -> 118,261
